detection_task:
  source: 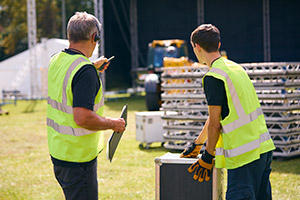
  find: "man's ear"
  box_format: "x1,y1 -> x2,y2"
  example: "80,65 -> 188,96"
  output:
91,33 -> 96,43
218,42 -> 221,49
195,43 -> 202,52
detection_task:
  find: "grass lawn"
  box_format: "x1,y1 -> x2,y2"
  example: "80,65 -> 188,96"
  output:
0,95 -> 299,200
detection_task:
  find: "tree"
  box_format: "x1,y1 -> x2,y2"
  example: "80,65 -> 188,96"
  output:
0,0 -> 61,61
37,0 -> 61,39
64,0 -> 94,21
0,0 -> 28,57
0,0 -> 95,61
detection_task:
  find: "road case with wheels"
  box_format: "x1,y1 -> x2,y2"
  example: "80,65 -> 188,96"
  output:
135,111 -> 165,148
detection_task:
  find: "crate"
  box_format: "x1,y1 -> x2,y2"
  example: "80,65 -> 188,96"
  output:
155,153 -> 224,200
135,111 -> 165,146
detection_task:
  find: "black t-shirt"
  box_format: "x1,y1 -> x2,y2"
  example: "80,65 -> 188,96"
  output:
203,75 -> 229,120
51,48 -> 101,167
63,48 -> 101,110
72,64 -> 100,110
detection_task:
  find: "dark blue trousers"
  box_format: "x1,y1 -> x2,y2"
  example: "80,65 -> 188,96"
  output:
53,158 -> 98,200
226,151 -> 273,200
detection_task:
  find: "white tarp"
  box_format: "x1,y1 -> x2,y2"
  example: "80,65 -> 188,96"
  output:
0,38 -> 99,99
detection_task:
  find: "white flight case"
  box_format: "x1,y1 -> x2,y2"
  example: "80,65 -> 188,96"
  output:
135,111 -> 165,148
155,153 -> 224,200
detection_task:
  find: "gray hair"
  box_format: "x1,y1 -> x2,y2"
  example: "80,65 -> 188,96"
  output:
67,12 -> 101,43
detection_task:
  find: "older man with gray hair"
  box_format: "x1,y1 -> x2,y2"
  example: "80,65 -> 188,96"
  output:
47,12 -> 125,200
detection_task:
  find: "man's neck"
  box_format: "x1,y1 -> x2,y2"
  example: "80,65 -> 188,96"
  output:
205,52 -> 222,68
69,42 -> 90,57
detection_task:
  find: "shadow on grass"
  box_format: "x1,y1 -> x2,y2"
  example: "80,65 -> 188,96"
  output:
138,146 -> 168,153
105,95 -> 147,112
271,156 -> 300,174
22,100 -> 38,113
137,143 -> 182,154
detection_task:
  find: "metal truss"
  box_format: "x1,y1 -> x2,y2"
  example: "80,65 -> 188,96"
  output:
273,143 -> 300,157
160,62 -> 300,157
163,141 -> 191,151
267,121 -> 300,134
163,131 -> 199,141
163,120 -> 205,130
271,132 -> 300,145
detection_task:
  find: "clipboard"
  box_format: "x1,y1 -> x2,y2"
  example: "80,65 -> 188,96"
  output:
106,104 -> 128,162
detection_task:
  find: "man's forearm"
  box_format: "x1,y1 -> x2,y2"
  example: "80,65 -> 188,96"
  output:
76,111 -> 116,131
194,119 -> 209,145
206,120 -> 221,155
206,105 -> 222,155
73,107 -> 125,132
194,118 -> 220,155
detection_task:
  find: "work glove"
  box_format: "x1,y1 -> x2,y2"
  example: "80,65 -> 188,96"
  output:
188,150 -> 214,182
180,141 -> 203,158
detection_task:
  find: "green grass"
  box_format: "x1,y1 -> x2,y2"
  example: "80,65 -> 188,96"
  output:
0,96 -> 299,200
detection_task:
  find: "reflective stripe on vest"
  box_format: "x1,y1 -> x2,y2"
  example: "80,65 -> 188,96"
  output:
47,96 -> 104,115
209,67 -> 266,134
215,131 -> 271,157
47,118 -> 95,136
47,57 -> 104,136
209,67 -> 245,118
222,107 -> 264,134
208,66 -> 272,158
62,57 -> 87,106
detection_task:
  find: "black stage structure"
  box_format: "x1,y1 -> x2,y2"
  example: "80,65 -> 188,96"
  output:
98,0 -> 300,89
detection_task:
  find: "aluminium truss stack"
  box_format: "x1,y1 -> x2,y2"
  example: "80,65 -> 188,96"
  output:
160,65 -> 209,150
242,62 -> 300,158
160,62 -> 300,158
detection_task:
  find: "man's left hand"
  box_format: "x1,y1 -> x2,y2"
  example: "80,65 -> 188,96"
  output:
188,150 -> 214,182
93,56 -> 109,72
180,141 -> 203,158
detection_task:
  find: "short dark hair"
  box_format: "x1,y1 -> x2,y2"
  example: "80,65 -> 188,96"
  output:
191,24 -> 221,53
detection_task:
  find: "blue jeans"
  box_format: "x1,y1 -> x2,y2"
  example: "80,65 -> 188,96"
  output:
226,151 -> 273,200
53,158 -> 98,200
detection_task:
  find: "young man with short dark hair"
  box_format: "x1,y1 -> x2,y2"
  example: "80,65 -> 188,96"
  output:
181,24 -> 275,199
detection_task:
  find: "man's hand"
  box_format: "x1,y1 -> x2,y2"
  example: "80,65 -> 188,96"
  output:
110,118 -> 126,133
93,56 -> 109,72
188,150 -> 214,182
180,141 -> 203,158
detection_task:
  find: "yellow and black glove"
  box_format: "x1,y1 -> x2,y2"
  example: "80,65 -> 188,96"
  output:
180,141 -> 203,158
188,150 -> 214,182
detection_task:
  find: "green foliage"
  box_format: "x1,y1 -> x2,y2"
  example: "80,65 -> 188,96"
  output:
0,96 -> 299,199
0,0 -> 60,57
37,0 -> 61,39
0,0 -> 28,55
0,0 -> 95,61
64,0 -> 94,21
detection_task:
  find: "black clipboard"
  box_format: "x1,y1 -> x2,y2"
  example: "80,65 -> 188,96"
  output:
106,104 -> 128,162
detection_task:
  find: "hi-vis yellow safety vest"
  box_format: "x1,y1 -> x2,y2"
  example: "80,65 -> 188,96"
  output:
47,52 -> 104,163
203,57 -> 275,169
